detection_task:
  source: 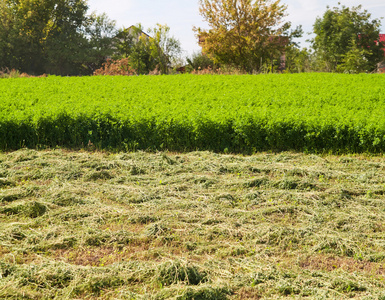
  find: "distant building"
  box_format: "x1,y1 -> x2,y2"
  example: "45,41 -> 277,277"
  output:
377,34 -> 385,72
377,34 -> 385,47
125,25 -> 151,42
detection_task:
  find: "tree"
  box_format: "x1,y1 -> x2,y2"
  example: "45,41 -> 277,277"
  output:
312,4 -> 384,72
0,1 -> 14,70
186,51 -> 216,71
337,38 -> 371,73
114,28 -> 136,59
129,32 -> 154,75
0,0 -> 116,75
148,24 -> 182,74
83,12 -> 117,73
114,24 -> 156,74
285,47 -> 313,73
43,0 -> 90,75
193,0 -> 301,73
0,0 -> 54,74
113,24 -> 182,75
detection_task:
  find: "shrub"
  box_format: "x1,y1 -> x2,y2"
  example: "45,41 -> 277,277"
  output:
93,58 -> 135,76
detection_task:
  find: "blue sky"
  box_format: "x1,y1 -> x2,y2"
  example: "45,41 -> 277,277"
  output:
87,0 -> 385,56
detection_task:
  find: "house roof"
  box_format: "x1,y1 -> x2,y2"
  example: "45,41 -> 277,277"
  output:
380,34 -> 385,44
127,25 -> 151,39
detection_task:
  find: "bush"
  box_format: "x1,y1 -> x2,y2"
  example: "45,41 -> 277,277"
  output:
93,58 -> 135,76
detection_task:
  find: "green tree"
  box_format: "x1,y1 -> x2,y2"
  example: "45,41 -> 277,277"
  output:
0,0 -> 53,73
148,24 -> 182,74
0,0 -> 116,75
129,37 -> 154,75
83,12 -> 117,73
186,51 -> 216,71
114,28 -> 136,59
0,1 -> 13,70
285,47 -> 313,73
336,38 -> 371,74
117,24 -> 156,75
193,0 -> 302,73
312,3 -> 384,72
43,0 -> 90,75
113,24 -> 182,75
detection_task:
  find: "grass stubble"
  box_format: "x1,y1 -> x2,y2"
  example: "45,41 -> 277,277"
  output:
1,149 -> 385,299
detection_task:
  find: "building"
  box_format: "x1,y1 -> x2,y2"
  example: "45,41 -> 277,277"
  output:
126,25 -> 151,42
377,34 -> 385,72
378,34 -> 385,47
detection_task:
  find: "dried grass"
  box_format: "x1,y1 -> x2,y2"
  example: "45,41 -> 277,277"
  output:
1,149 -> 385,298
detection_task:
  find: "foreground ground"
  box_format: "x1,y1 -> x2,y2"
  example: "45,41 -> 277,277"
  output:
1,149 -> 385,299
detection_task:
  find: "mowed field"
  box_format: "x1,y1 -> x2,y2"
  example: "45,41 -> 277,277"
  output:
2,74 -> 385,299
1,149 -> 385,299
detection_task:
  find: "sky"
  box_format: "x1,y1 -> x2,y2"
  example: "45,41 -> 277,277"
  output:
87,0 -> 385,56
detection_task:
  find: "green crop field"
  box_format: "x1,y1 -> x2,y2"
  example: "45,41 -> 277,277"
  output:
1,73 -> 385,153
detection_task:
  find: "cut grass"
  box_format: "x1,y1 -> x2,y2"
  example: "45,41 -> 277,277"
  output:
1,149 -> 385,299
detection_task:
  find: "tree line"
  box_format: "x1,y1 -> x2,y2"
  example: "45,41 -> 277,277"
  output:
0,0 -> 115,75
0,0 -> 384,76
195,0 -> 385,74
0,0 -> 181,76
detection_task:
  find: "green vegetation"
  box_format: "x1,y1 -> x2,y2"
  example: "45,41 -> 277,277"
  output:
193,1 -> 384,74
1,149 -> 385,298
1,74 -> 385,153
1,0 -> 383,75
194,0 -> 302,73
0,1 -> 182,76
0,0 -> 116,76
112,24 -> 182,75
312,4 -> 384,73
